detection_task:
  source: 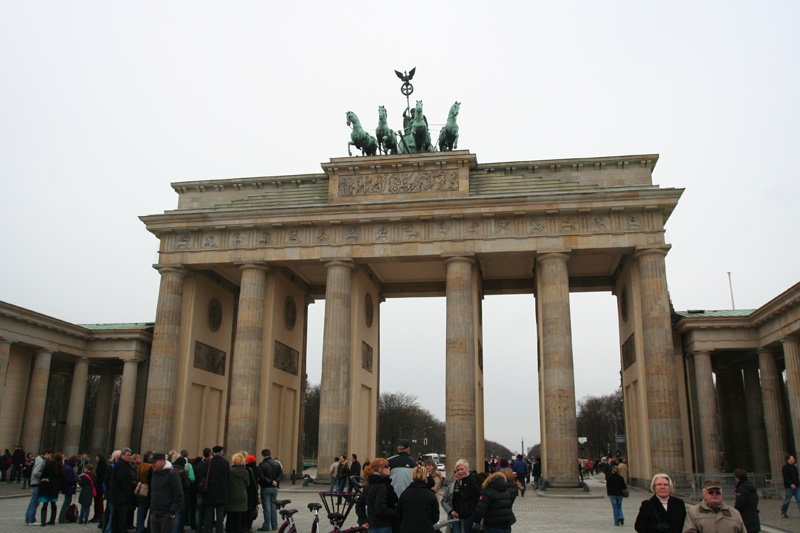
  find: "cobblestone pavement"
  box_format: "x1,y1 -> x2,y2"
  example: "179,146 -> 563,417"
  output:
1,476 -> 795,533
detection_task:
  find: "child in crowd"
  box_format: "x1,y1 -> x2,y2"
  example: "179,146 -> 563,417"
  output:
77,464 -> 97,524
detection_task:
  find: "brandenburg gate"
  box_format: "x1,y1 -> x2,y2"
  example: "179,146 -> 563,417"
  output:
138,149 -> 685,486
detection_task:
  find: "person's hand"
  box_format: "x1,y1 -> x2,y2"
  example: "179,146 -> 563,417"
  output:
451,511 -> 459,518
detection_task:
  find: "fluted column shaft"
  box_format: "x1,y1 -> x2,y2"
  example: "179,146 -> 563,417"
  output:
22,349 -> 52,454
63,358 -> 90,457
537,252 -> 578,486
759,348 -> 787,483
636,248 -> 684,473
444,257 -> 478,472
782,337 -> 800,454
0,339 -> 10,404
742,361 -> 770,473
142,267 -> 186,451
91,369 -> 114,454
693,351 -> 721,472
318,260 -> 354,480
227,263 -> 270,454
114,359 -> 139,449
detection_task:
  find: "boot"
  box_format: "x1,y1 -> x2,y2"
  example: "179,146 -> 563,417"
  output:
48,503 -> 56,525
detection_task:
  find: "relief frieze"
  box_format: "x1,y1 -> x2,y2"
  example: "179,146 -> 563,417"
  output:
338,169 -> 459,197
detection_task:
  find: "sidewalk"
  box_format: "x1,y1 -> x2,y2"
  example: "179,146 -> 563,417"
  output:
1,476 -> 796,532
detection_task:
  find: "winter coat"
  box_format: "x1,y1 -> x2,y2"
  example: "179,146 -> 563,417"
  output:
149,464 -> 185,516
110,460 -> 135,505
136,462 -> 153,503
203,455 -> 230,506
451,471 -> 480,518
94,459 -> 107,498
733,479 -> 760,533
62,462 -> 78,496
684,500 -> 745,533
607,472 -> 627,497
397,480 -> 439,533
783,461 -> 800,488
245,462 -> 259,509
78,473 -> 96,507
472,471 -> 516,531
172,460 -> 191,496
39,460 -> 65,500
356,473 -> 398,528
227,465 -> 249,513
388,452 -> 416,496
634,495 -> 686,533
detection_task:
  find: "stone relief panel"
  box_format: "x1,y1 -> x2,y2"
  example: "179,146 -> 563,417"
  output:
561,217 -> 577,232
317,227 -> 330,243
344,226 -> 359,243
338,169 -> 459,197
194,341 -> 226,376
274,341 -> 299,376
402,223 -> 420,240
625,213 -> 644,230
175,232 -> 193,250
621,334 -> 636,370
230,230 -> 248,247
466,220 -> 481,238
362,341 -> 374,373
258,230 -> 273,246
373,225 -> 389,242
497,218 -> 513,235
591,215 -> 610,232
529,217 -> 546,234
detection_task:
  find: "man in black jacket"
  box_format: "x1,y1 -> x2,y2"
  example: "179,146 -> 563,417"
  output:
258,449 -> 283,531
348,454 -> 361,492
111,448 -> 135,533
148,453 -> 184,533
782,455 -> 800,518
203,446 -> 230,533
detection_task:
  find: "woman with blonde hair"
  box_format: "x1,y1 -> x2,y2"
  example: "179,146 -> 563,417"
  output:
355,458 -> 397,532
634,473 -> 686,532
424,459 -> 442,499
225,453 -> 250,533
397,465 -> 439,532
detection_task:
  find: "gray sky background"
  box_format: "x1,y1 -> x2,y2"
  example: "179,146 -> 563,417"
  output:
2,2 -> 798,455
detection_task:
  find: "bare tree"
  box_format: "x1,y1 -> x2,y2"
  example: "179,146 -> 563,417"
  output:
576,388 -> 625,459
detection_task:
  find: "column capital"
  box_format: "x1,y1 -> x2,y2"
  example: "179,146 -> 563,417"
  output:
322,258 -> 355,270
757,347 -> 775,355
692,349 -> 712,358
235,261 -> 271,273
780,336 -> 800,346
442,254 -> 475,266
536,251 -> 571,264
153,264 -> 187,276
634,245 -> 672,259
0,338 -> 10,347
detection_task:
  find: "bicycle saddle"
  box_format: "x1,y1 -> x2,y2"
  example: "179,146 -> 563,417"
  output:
328,512 -> 345,522
308,503 -> 322,511
275,499 -> 292,508
279,509 -> 299,518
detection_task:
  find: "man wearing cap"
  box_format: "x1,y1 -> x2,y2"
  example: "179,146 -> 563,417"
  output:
781,455 -> 800,518
203,446 -> 230,533
258,448 -> 283,532
149,453 -> 184,533
387,439 -> 416,496
684,479 -> 745,532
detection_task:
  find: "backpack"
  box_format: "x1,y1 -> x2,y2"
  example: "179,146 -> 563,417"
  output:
66,503 -> 78,522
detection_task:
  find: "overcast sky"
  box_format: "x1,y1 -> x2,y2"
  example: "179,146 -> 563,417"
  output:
2,2 -> 798,455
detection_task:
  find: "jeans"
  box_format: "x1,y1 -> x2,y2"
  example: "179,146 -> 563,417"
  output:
452,516 -> 474,533
203,504 -> 225,533
195,493 -> 205,532
782,486 -> 800,515
58,493 -> 74,522
105,504 -> 115,533
25,485 -> 41,523
369,527 -> 392,533
260,486 -> 278,530
80,504 -> 91,524
151,511 -> 175,533
137,501 -> 150,533
337,478 -> 346,492
173,510 -> 185,533
609,494 -> 624,525
329,477 -> 337,491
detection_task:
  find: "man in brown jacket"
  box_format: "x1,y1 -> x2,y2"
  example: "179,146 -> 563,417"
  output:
684,479 -> 745,533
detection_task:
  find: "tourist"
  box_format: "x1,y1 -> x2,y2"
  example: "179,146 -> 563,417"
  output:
531,457 -> 541,490
38,451 -> 65,526
92,453 -> 108,522
441,459 -> 480,533
684,478 -> 745,532
203,445 -> 230,533
173,456 -> 191,533
499,467 -> 523,504
424,459 -> 442,500
472,468 -> 516,532
149,453 -> 185,533
110,448 -> 135,533
258,448 -> 282,532
57,455 -> 78,523
336,454 -> 350,492
733,469 -> 759,533
781,454 -> 800,518
9,444 -> 26,483
135,452 -> 153,533
77,463 -> 97,524
388,439 -> 416,496
225,453 -> 249,533
396,465 -> 439,532
23,452 -> 34,489
348,454 -> 362,492
356,458 -> 398,533
606,465 -> 627,526
328,458 -> 339,491
25,450 -> 53,525
633,473 -> 686,532
511,455 -> 528,496
193,448 -> 211,533
243,456 -> 259,532
1,448 -> 10,481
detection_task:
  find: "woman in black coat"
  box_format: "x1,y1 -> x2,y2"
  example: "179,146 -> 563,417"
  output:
607,465 -> 628,526
355,458 -> 398,532
39,452 -> 66,525
733,469 -> 760,533
472,471 -> 516,532
634,474 -> 687,533
397,466 -> 439,533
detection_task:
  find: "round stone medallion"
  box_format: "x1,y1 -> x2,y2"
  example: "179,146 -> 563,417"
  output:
365,293 -> 374,328
285,296 -> 297,331
208,298 -> 222,332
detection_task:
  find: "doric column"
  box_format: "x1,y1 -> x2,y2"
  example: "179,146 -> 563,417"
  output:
63,357 -> 90,457
635,247 -> 684,473
142,266 -> 186,451
114,358 -> 139,449
719,367 -> 750,469
536,252 -> 579,487
227,263 -> 270,454
318,259 -> 354,480
91,368 -> 114,454
22,349 -> 52,454
782,337 -> 800,454
444,256 -> 478,471
742,361 -> 770,473
692,351 -> 721,472
759,348 -> 787,484
0,338 -> 10,404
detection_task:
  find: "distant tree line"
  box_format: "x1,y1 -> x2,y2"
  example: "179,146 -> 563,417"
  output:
303,383 -> 513,461
576,387 -> 626,459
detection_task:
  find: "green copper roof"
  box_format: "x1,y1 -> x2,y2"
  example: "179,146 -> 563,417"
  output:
78,323 -> 154,331
674,309 -> 755,319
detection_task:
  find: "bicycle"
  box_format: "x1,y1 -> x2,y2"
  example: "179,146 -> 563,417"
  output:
317,475 -> 366,532
274,499 -> 296,533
